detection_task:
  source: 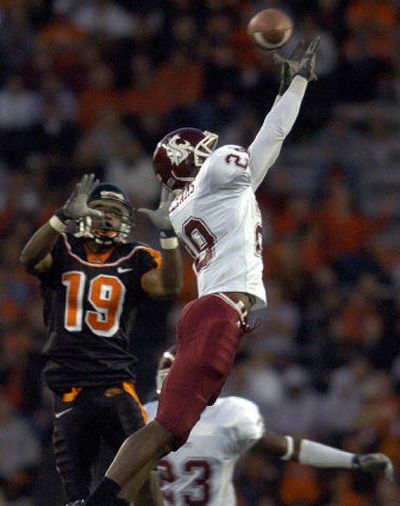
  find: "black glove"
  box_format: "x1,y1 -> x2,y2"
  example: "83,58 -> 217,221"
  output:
353,453 -> 394,482
56,173 -> 102,224
295,36 -> 320,82
274,40 -> 306,95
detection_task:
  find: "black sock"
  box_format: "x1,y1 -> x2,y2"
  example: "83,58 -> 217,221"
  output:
86,477 -> 121,506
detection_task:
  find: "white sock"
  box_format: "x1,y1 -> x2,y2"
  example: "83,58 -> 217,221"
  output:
298,439 -> 354,468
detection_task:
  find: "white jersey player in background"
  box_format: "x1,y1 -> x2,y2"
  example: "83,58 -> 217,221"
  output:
66,38 -> 368,506
144,348 -> 393,506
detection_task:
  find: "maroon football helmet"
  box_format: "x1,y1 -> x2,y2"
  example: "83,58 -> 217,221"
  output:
156,345 -> 176,394
153,128 -> 219,191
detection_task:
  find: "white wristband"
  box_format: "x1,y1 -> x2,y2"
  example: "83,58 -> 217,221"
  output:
160,237 -> 179,250
49,215 -> 67,233
281,436 -> 294,460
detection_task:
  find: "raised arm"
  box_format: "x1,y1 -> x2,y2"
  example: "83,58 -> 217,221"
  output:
139,187 -> 183,298
20,174 -> 101,275
248,38 -> 320,191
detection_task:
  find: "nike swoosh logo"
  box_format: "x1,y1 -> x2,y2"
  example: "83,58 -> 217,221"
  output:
54,408 -> 74,419
117,267 -> 133,273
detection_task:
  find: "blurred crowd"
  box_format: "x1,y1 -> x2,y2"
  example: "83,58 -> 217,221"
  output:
0,0 -> 400,504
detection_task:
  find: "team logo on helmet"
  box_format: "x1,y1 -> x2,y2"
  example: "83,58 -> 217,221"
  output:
153,128 -> 219,191
163,134 -> 193,166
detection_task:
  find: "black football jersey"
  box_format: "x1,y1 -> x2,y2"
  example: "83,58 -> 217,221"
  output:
39,233 -> 160,392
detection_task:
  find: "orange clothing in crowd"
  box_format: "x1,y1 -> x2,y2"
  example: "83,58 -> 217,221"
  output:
38,17 -> 87,49
315,205 -> 370,262
123,55 -> 203,116
78,89 -> 121,130
297,237 -> 326,274
345,0 -> 398,59
279,462 -> 321,505
156,59 -> 204,109
123,85 -> 172,116
346,0 -> 397,30
330,474 -> 369,506
340,302 -> 380,341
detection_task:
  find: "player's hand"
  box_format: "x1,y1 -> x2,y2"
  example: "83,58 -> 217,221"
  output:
274,40 -> 306,95
354,453 -> 394,482
138,187 -> 174,231
295,36 -> 320,82
58,174 -> 103,223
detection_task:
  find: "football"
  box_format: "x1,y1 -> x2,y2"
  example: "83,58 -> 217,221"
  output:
247,8 -> 293,51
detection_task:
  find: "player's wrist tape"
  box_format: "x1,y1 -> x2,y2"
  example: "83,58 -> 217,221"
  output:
160,236 -> 179,249
281,436 -> 294,460
49,214 -> 67,233
160,229 -> 178,249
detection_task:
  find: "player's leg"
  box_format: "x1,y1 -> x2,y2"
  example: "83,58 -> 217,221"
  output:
52,393 -> 100,501
81,296 -> 244,505
156,294 -> 244,445
99,383 -> 161,504
118,459 -> 164,505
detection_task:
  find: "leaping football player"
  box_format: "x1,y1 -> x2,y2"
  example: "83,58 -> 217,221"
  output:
64,38 -> 330,506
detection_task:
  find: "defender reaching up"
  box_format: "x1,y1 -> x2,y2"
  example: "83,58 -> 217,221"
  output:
66,39 -> 321,506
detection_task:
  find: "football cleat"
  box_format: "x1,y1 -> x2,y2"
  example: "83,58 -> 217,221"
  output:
354,453 -> 394,481
153,128 -> 218,191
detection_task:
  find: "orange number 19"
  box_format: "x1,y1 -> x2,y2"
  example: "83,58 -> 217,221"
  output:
62,272 -> 126,337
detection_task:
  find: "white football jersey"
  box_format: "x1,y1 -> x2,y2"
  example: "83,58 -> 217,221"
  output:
145,396 -> 264,506
169,144 -> 266,310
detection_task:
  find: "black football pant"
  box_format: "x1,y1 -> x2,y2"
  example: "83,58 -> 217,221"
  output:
52,384 -> 146,503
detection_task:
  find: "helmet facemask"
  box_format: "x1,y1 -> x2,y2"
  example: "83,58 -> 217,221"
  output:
78,200 -> 134,245
193,131 -> 219,169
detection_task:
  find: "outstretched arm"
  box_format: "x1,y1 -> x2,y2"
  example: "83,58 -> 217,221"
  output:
255,431 -> 394,481
249,38 -> 320,191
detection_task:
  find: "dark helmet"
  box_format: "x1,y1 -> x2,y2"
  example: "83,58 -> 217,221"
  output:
78,183 -> 134,245
153,128 -> 218,191
156,345 -> 176,394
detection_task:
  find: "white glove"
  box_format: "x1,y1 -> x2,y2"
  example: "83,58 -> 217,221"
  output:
56,174 -> 103,223
138,187 -> 175,232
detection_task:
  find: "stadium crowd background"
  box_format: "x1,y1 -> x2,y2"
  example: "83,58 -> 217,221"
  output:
0,0 -> 400,504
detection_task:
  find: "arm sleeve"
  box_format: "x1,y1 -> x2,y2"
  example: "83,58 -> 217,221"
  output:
205,145 -> 251,191
248,76 -> 308,191
37,235 -> 65,282
227,398 -> 265,455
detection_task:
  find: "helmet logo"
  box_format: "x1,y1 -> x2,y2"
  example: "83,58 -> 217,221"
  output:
164,134 -> 193,166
